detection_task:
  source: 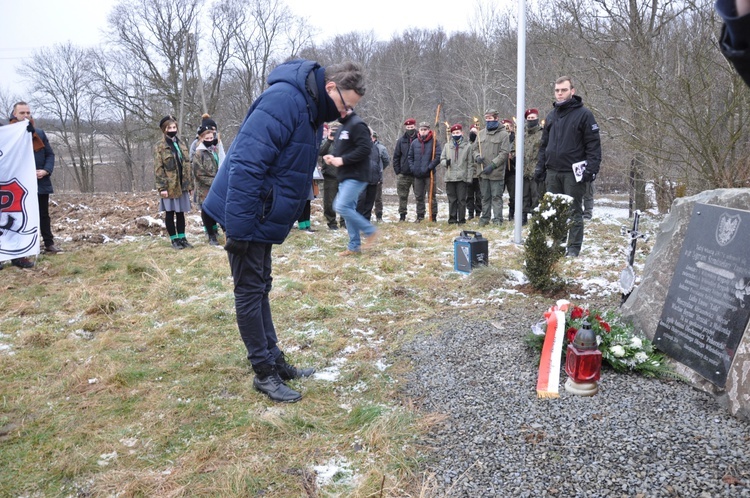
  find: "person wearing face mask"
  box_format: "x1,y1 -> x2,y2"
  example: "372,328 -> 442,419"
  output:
393,118 -> 419,222
189,114 -> 226,163
534,76 -> 601,257
466,124 -> 482,220
440,123 -> 473,224
472,109 -> 510,226
407,122 -> 442,222
192,123 -> 222,245
202,60 -> 365,403
155,115 -> 194,249
522,108 -> 544,223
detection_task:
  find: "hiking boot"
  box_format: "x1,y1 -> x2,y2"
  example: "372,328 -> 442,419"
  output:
252,364 -> 302,403
276,352 -> 315,381
399,214 -> 406,222
44,244 -> 63,254
11,257 -> 34,269
171,240 -> 184,250
179,238 -> 193,248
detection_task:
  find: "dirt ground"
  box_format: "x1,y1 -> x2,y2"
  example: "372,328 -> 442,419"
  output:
49,192 -> 179,248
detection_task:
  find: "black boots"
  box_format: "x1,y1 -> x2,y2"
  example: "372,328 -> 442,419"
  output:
276,352 -> 315,381
252,363 -> 302,403
208,233 -> 219,246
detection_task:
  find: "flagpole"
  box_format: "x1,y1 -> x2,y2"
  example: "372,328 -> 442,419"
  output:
514,0 -> 527,244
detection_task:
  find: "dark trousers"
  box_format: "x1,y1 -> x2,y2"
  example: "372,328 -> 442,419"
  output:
466,178 -> 482,217
228,243 -> 281,367
38,194 -> 53,247
322,175 -> 343,227
446,181 -> 468,223
396,174 -> 415,218
374,182 -> 383,219
546,170 -> 585,252
414,176 -> 437,221
504,173 -> 516,220
357,184 -> 378,221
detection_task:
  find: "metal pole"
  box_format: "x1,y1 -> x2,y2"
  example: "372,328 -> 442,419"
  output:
514,0 -> 527,244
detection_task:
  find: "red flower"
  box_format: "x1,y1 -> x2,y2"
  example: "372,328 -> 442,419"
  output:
570,306 -> 586,320
566,327 -> 578,343
599,320 -> 611,333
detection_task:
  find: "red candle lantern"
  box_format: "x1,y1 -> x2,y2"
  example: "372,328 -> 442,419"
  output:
564,319 -> 602,396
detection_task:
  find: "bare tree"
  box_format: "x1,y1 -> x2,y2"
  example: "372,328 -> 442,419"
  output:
20,43 -> 100,192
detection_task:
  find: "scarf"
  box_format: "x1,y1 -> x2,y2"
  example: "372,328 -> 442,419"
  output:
9,117 -> 45,152
418,131 -> 434,156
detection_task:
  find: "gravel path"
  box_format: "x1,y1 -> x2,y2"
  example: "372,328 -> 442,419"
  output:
403,312 -> 750,497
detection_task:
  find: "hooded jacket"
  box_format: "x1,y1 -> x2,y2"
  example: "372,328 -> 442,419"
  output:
535,95 -> 601,177
202,59 -> 339,244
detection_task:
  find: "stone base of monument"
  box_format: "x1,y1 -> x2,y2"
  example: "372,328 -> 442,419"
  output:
564,378 -> 599,396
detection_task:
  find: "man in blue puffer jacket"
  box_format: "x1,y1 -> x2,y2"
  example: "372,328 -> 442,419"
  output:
202,59 -> 366,403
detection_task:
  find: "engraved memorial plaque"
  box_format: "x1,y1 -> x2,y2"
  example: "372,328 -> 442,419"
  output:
654,203 -> 750,387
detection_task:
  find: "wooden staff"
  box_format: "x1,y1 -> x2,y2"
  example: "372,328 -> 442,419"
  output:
429,103 -> 441,222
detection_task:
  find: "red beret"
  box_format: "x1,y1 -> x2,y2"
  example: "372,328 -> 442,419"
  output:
525,108 -> 539,118
502,119 -> 514,125
450,123 -> 463,132
404,118 -> 416,126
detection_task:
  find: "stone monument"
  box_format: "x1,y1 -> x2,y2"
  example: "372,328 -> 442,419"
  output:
621,188 -> 750,420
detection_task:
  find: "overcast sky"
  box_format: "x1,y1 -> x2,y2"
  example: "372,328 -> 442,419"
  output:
1,0 -> 487,100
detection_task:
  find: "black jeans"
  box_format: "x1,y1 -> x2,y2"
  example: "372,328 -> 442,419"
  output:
38,194 -> 54,247
228,243 -> 281,367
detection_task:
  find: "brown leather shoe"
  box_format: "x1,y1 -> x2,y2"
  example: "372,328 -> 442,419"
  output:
338,249 -> 360,257
362,231 -> 379,251
44,244 -> 63,254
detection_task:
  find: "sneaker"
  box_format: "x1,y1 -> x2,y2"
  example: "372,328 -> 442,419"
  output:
44,244 -> 63,254
276,353 -> 315,380
253,364 -> 302,403
11,257 -> 34,269
171,240 -> 184,250
179,238 -> 193,248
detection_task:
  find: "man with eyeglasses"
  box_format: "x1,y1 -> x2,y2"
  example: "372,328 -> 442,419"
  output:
202,60 -> 365,403
534,76 -> 601,257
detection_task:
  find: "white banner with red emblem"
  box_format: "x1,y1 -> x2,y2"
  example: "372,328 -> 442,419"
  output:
0,121 -> 40,260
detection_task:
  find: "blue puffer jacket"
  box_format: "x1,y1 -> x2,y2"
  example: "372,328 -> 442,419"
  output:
203,59 -> 337,244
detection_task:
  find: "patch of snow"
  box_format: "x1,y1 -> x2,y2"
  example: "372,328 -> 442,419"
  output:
313,458 -> 354,487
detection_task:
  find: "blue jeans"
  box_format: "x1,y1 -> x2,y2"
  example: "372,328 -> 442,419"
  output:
334,179 -> 376,251
228,243 -> 281,366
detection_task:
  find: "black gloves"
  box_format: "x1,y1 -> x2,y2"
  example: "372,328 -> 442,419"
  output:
476,156 -> 486,166
481,164 -> 494,176
582,170 -> 597,183
534,170 -> 546,183
26,122 -> 35,133
428,159 -> 440,171
446,158 -> 451,167
224,237 -> 249,255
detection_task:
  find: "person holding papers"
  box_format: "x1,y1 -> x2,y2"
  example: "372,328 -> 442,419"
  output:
534,76 -> 601,257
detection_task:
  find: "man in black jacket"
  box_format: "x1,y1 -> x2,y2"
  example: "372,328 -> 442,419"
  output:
535,76 -> 601,257
9,102 -> 61,269
393,118 -> 418,221
323,106 -> 375,255
716,0 -> 750,87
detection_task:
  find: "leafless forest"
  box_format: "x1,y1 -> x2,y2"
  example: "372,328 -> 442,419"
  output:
3,0 -> 749,213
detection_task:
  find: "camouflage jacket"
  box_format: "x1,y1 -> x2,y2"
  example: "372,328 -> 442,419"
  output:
192,145 -> 220,205
523,125 -> 543,178
154,137 -> 193,198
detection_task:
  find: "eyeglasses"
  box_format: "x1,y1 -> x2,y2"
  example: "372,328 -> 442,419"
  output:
336,87 -> 354,113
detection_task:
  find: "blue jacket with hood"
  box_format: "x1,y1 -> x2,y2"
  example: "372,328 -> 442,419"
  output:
202,59 -> 339,244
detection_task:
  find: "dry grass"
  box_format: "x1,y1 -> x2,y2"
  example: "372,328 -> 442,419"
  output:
0,200 -> 649,497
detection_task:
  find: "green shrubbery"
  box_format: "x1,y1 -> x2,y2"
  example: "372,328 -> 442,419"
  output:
524,193 -> 572,292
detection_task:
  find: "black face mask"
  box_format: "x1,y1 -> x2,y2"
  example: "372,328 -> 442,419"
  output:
203,140 -> 214,148
527,119 -> 539,129
166,131 -> 178,139
406,129 -> 417,137
210,138 -> 218,146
